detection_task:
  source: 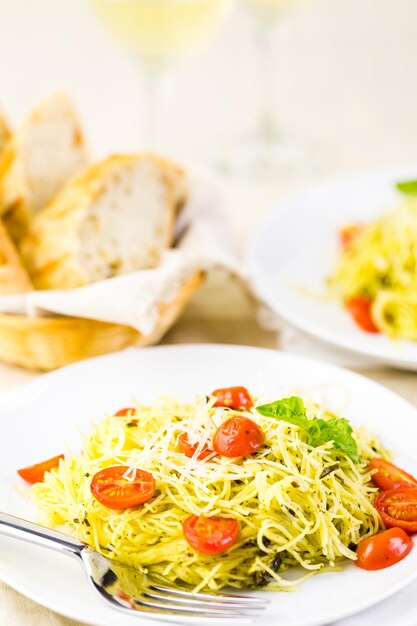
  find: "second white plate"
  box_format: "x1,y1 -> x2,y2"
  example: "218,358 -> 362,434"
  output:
247,164 -> 417,370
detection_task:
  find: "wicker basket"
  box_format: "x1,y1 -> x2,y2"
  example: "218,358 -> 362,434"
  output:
0,273 -> 202,371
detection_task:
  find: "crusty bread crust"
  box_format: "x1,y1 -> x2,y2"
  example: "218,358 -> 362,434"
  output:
0,92 -> 88,242
20,154 -> 186,290
0,219 -> 32,293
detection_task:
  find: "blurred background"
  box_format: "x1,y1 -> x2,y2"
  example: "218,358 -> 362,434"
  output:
1,0 -> 417,339
2,0 -> 417,172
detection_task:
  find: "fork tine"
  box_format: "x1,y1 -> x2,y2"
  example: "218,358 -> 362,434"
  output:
141,589 -> 263,611
149,584 -> 267,606
102,586 -> 262,619
109,596 -> 260,619
132,596 -> 263,617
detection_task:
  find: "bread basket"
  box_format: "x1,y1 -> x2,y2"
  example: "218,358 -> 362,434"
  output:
0,273 -> 202,371
0,97 -> 228,372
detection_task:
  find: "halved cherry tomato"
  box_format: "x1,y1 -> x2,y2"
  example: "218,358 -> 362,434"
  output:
115,407 -> 136,417
375,488 -> 417,532
177,432 -> 215,461
355,528 -> 412,570
212,387 -> 254,411
17,454 -> 65,484
339,224 -> 363,250
213,417 -> 264,457
91,466 -> 155,510
370,458 -> 417,491
183,514 -> 239,555
345,296 -> 379,333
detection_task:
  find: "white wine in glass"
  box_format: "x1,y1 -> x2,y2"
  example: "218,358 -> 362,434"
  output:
91,0 -> 233,64
241,0 -> 303,20
91,0 -> 234,147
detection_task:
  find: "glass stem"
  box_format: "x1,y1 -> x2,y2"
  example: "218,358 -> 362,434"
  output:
142,65 -> 174,151
255,19 -> 284,143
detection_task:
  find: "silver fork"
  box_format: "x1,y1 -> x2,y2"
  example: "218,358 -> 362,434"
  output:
0,512 -> 267,621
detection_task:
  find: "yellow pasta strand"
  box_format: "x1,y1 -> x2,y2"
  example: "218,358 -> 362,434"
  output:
31,395 -> 386,592
329,198 -> 417,339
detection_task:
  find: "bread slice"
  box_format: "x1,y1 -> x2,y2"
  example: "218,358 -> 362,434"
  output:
0,219 -> 32,293
0,92 -> 88,242
20,154 -> 187,290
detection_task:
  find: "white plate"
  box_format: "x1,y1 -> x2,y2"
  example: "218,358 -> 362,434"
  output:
247,164 -> 417,370
1,345 -> 417,626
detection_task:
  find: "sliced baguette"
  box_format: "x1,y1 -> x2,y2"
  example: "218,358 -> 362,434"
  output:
0,92 -> 88,242
20,154 -> 186,290
0,219 -> 32,293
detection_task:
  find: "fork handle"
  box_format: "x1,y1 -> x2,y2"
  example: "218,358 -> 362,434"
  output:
0,512 -> 85,558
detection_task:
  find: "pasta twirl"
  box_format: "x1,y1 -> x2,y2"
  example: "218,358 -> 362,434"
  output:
31,395 -> 386,592
329,198 -> 417,339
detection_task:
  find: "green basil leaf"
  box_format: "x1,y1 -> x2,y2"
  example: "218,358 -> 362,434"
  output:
396,179 -> 417,195
306,417 -> 360,464
256,396 -> 309,428
256,396 -> 361,464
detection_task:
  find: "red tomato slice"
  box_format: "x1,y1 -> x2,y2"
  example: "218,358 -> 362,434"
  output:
91,466 -> 155,510
355,528 -> 412,570
177,432 -> 215,461
212,387 -> 254,411
345,296 -> 379,333
17,454 -> 64,484
370,458 -> 417,491
375,488 -> 417,532
213,417 -> 264,458
115,407 -> 136,417
183,515 -> 239,555
339,224 -> 363,250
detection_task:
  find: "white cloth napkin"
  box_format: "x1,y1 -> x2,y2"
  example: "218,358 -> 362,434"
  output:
0,178 -> 241,334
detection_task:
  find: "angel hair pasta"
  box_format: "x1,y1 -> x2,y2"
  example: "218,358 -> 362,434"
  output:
329,195 -> 417,339
30,392 -> 387,592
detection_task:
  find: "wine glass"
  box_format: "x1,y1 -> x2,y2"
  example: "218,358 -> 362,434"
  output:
90,0 -> 235,149
216,0 -> 315,181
